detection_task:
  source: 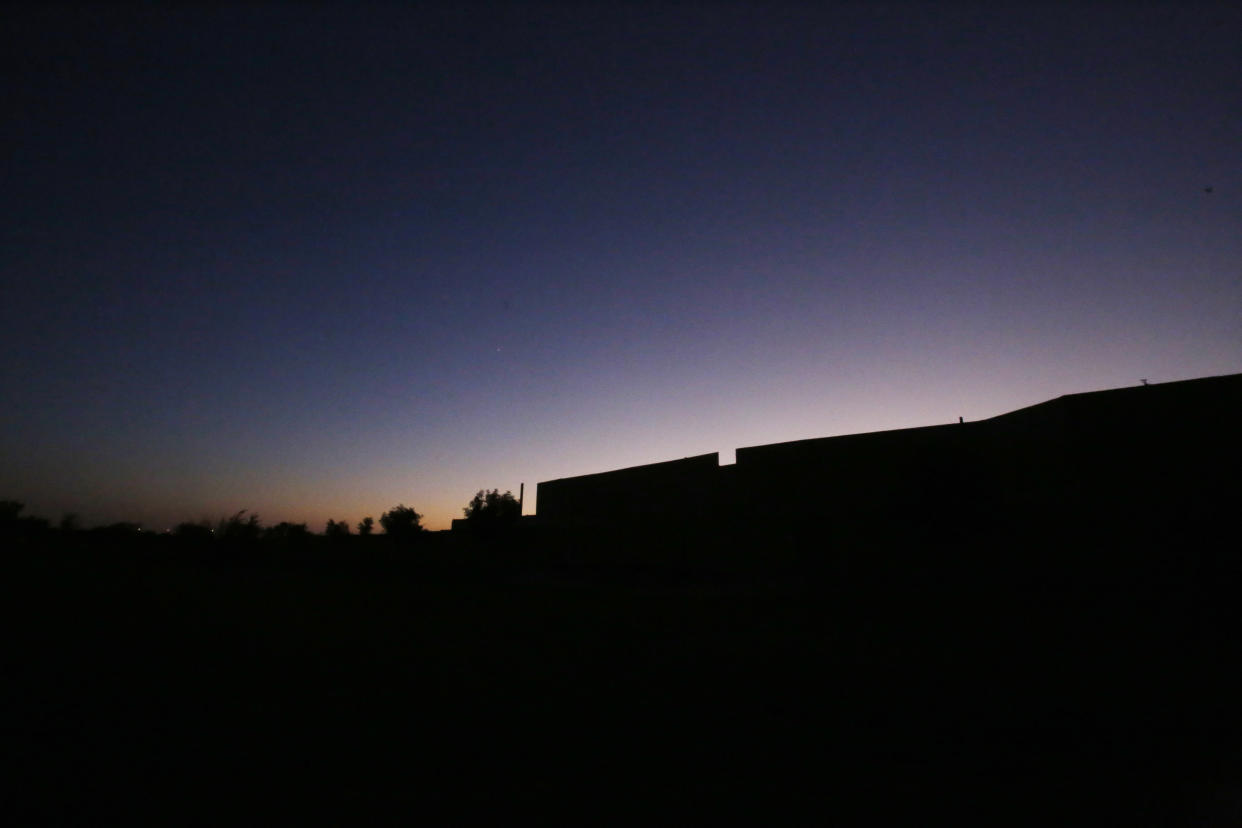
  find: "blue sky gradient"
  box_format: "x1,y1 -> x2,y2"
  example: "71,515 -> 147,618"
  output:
3,4 -> 1238,529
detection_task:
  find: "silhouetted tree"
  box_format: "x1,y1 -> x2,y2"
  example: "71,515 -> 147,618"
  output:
379,505 -> 423,540
91,522 -> 142,542
357,516 -> 374,536
58,513 -> 81,533
217,510 -> 263,544
174,521 -> 214,543
325,519 -> 351,538
1,500 -> 51,540
264,522 -> 311,544
463,489 -> 521,534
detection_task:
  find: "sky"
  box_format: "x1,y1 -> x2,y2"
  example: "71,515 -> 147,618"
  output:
3,2 -> 1239,531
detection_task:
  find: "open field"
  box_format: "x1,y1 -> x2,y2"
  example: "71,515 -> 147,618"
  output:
4,536 -> 1239,823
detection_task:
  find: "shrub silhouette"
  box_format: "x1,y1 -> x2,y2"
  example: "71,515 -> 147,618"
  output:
357,516 -> 374,536
1,500 -> 51,540
217,510 -> 262,544
264,522 -> 311,544
94,522 -> 141,535
463,489 -> 521,534
379,505 -> 423,540
174,521 -> 215,543
325,519 -> 351,538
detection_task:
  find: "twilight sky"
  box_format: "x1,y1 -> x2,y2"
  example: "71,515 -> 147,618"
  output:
3,3 -> 1238,531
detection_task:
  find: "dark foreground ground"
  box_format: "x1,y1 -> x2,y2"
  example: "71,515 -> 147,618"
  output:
3,531 -> 1239,825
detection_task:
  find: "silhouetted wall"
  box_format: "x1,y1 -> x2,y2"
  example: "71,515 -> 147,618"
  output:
735,421 -> 989,542
533,373 -> 1242,544
536,453 -> 723,532
976,373 -> 1242,532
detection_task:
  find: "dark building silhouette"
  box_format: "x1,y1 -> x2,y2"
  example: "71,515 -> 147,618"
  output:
535,373 -> 1242,545
536,453 -> 723,532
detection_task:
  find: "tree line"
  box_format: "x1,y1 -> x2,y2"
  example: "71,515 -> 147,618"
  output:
0,489 -> 522,544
